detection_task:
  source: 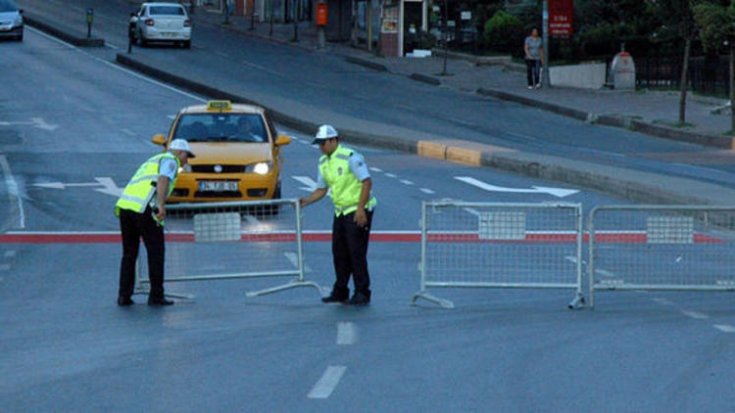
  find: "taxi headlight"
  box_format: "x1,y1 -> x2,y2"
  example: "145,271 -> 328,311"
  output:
246,162 -> 271,175
13,15 -> 22,26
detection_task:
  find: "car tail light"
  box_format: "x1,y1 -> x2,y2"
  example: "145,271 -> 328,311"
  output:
145,18 -> 155,26
184,19 -> 191,27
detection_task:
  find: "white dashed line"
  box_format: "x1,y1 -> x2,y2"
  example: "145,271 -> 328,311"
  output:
681,310 -> 709,320
121,128 -> 136,137
713,325 -> 735,333
308,366 -> 347,399
399,179 -> 414,185
369,167 -> 383,173
384,173 -> 397,178
420,188 -> 435,194
0,264 -> 9,271
336,322 -> 357,345
4,250 -> 15,258
652,297 -> 675,306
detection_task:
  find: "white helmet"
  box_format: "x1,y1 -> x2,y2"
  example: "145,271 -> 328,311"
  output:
312,124 -> 338,144
169,138 -> 196,158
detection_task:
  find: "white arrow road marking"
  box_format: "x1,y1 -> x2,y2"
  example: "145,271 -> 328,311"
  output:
455,176 -> 579,198
0,118 -> 58,131
714,325 -> 735,333
308,366 -> 347,399
336,322 -> 357,345
292,176 -> 318,192
33,177 -> 123,197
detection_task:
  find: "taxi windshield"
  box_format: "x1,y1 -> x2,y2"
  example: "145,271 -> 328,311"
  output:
173,114 -> 267,143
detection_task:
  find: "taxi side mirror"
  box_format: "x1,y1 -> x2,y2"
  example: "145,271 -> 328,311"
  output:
152,133 -> 166,146
275,134 -> 291,146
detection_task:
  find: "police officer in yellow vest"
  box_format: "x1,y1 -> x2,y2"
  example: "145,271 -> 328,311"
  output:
300,125 -> 377,305
115,139 -> 195,307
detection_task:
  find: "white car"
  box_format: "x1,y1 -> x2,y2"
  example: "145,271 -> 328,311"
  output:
130,2 -> 191,48
0,0 -> 23,42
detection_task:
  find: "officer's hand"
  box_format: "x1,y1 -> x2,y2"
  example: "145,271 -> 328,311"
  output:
156,205 -> 166,222
354,209 -> 367,228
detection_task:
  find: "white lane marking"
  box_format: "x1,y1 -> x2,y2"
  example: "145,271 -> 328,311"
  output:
455,176 -> 579,198
4,250 -> 15,258
284,252 -> 311,272
652,297 -> 675,306
308,366 -> 347,399
384,173 -> 397,178
121,128 -> 136,137
241,60 -> 283,77
292,176 -> 318,192
681,310 -> 709,320
399,179 -> 414,185
420,188 -> 435,194
29,27 -> 205,102
215,51 -> 230,58
336,322 -> 357,345
713,325 -> 735,333
0,155 -> 25,229
369,167 -> 383,173
0,264 -> 10,271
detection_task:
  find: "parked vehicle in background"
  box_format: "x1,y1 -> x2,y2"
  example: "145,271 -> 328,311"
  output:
0,0 -> 23,42
129,2 -> 191,48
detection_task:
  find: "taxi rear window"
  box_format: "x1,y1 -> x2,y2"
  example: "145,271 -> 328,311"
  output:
174,114 -> 267,143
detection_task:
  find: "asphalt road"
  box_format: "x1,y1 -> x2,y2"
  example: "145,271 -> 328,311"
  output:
3,19 -> 735,413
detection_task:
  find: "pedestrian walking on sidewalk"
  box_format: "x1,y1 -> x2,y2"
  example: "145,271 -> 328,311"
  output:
115,139 -> 195,307
524,28 -> 544,89
299,125 -> 377,306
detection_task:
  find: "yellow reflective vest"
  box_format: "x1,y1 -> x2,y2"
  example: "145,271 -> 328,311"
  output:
115,152 -> 179,215
318,145 -> 376,216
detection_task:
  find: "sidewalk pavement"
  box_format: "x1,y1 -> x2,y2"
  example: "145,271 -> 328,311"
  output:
19,2 -> 735,205
194,10 -> 735,149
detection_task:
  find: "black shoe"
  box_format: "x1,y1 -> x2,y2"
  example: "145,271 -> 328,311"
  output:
321,294 -> 348,304
117,296 -> 134,306
347,292 -> 370,306
148,297 -> 174,306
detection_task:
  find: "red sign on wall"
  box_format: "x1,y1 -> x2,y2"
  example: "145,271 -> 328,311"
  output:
549,0 -> 573,38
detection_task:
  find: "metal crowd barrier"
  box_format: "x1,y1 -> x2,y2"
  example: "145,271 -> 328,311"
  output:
134,199 -> 321,299
588,205 -> 735,308
412,201 -> 584,309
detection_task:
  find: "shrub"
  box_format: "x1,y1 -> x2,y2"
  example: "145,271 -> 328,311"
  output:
482,10 -> 524,54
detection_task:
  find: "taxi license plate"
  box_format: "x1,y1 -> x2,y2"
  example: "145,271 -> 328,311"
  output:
199,181 -> 238,192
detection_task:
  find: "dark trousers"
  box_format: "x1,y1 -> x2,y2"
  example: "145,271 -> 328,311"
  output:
331,210 -> 373,297
526,59 -> 541,86
118,207 -> 165,299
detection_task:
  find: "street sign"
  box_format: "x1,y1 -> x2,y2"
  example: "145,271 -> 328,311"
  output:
549,0 -> 573,38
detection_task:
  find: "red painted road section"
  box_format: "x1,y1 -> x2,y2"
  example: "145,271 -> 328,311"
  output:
0,231 -> 722,244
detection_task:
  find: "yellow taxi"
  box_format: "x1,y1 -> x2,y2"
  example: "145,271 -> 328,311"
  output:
153,100 -> 291,204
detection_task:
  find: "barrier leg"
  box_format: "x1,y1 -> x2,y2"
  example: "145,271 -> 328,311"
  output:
246,278 -> 322,298
411,290 -> 454,309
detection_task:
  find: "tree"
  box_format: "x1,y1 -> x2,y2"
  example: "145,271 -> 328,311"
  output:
694,1 -> 735,131
650,0 -> 699,125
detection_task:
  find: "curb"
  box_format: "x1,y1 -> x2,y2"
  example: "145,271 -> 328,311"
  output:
114,53 -> 735,206
344,56 -> 388,72
409,73 -> 441,86
24,15 -> 104,47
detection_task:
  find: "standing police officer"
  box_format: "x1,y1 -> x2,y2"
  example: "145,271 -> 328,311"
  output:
300,125 -> 377,305
116,139 -> 195,307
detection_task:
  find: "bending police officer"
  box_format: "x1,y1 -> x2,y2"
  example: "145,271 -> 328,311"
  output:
300,125 -> 377,305
115,139 -> 195,306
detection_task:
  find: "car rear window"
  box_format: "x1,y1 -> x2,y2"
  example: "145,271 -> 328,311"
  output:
149,6 -> 185,15
0,0 -> 19,12
174,114 -> 268,143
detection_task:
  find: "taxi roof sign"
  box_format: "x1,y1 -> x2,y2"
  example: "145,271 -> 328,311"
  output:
207,100 -> 232,112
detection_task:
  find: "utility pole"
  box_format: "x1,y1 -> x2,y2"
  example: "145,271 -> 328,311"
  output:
542,0 -> 551,87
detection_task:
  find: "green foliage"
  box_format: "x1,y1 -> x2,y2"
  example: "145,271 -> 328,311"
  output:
693,2 -> 735,53
482,10 -> 524,54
